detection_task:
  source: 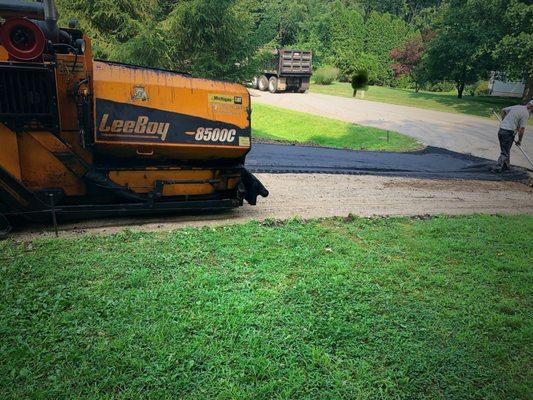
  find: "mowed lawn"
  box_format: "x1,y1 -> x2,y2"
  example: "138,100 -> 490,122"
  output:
252,103 -> 420,151
1,215 -> 532,399
311,82 -> 525,121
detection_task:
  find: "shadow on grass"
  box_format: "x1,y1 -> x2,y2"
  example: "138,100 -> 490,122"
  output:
391,88 -> 522,118
312,82 -> 524,119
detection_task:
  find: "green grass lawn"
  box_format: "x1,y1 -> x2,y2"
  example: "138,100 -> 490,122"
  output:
1,215 -> 532,399
311,82 -> 525,121
252,103 -> 421,151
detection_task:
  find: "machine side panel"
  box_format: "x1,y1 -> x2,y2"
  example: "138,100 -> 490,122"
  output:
94,99 -> 251,147
0,123 -> 22,180
92,61 -> 250,128
18,133 -> 86,196
92,61 -> 252,160
54,53 -> 89,132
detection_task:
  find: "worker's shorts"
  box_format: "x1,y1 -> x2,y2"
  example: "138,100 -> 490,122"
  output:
497,128 -> 515,169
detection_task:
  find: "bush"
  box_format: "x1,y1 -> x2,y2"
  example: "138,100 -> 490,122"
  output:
466,84 -> 476,96
424,81 -> 456,93
351,70 -> 369,96
390,75 -> 416,90
314,66 -> 339,85
337,52 -> 380,84
475,81 -> 490,96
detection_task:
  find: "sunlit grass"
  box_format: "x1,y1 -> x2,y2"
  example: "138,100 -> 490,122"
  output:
1,215 -> 532,399
252,103 -> 420,151
311,82 -> 525,121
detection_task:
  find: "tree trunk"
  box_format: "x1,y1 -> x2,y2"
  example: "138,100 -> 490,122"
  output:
353,90 -> 357,97
522,74 -> 532,103
457,82 -> 465,99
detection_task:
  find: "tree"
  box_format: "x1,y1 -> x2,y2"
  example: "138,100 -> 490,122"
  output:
57,0 -> 262,81
166,0 -> 258,81
113,22 -> 173,70
357,0 -> 409,19
364,11 -> 417,85
351,70 -> 369,97
58,0 -> 518,92
493,0 -> 533,101
294,1 -> 336,66
390,30 -> 434,91
56,0 -> 161,60
424,0 -> 505,98
356,0 -> 444,22
328,3 -> 365,79
404,0 -> 444,22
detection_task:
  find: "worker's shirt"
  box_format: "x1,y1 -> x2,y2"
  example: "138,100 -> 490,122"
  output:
500,105 -> 529,132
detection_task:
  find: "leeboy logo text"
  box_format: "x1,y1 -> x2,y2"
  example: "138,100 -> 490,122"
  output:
99,114 -> 170,141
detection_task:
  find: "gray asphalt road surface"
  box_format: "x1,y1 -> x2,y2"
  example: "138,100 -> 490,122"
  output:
247,143 -> 529,181
250,90 -> 533,169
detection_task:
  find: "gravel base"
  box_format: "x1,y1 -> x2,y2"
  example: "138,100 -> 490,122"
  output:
10,173 -> 533,240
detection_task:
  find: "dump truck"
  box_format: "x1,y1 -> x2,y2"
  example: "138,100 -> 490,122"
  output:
252,49 -> 313,93
0,0 -> 268,236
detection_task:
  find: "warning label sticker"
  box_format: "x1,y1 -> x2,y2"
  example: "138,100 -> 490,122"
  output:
209,94 -> 244,105
239,136 -> 251,147
209,94 -> 244,117
209,94 -> 235,104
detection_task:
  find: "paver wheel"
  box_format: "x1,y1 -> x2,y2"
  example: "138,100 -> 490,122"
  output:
258,75 -> 269,91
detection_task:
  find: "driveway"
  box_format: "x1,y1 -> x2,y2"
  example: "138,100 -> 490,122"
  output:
247,144 -> 528,181
250,89 -> 533,169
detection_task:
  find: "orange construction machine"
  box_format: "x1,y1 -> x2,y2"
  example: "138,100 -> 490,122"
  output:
0,0 -> 268,235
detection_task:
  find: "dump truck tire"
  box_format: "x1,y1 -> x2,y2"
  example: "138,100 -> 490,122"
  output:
258,75 -> 269,91
252,77 -> 259,89
268,77 -> 279,93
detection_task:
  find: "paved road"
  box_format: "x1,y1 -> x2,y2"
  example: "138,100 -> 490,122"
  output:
250,89 -> 533,169
248,144 -> 529,181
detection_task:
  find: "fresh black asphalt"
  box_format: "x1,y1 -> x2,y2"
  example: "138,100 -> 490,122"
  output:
247,143 -> 530,181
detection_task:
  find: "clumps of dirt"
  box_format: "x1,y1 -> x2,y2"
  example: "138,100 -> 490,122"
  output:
410,214 -> 434,221
252,137 -> 321,148
260,218 -> 287,228
252,137 -> 364,150
343,214 -> 358,223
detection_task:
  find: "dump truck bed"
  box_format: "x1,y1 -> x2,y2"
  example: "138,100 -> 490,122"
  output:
266,50 -> 313,76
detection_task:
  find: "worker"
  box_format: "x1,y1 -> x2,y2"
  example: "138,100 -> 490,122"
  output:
492,100 -> 533,172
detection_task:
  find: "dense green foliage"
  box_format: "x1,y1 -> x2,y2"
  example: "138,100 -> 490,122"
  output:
493,0 -> 533,99
313,66 -> 339,85
422,0 -> 532,98
252,103 -> 420,151
54,0 -> 422,82
1,215 -> 532,398
54,0 -> 532,98
424,0 -> 501,98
